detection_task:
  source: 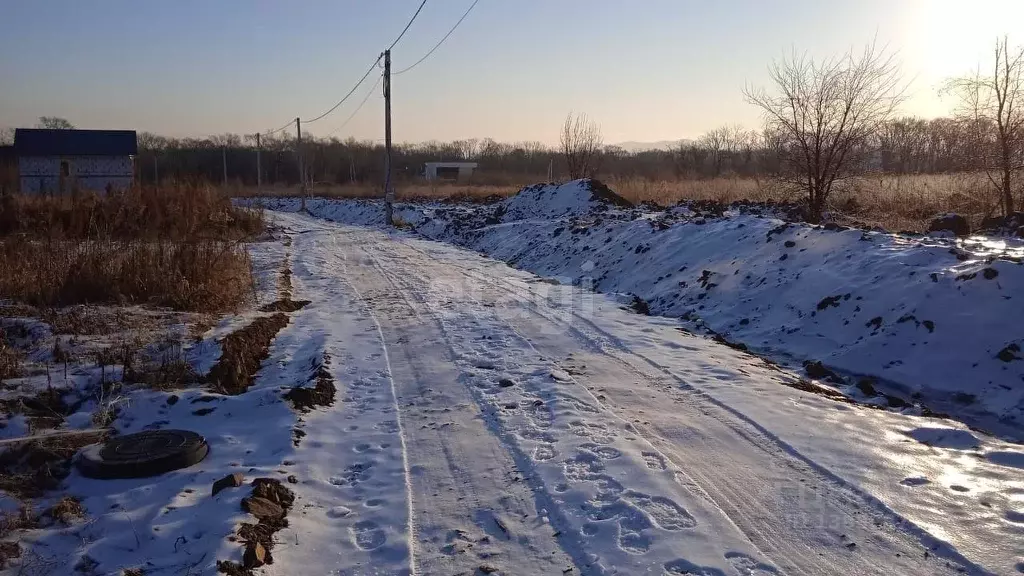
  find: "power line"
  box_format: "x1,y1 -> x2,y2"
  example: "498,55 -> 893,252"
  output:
277,0 -> 427,128
395,0 -> 480,75
325,73 -> 383,138
300,56 -> 382,124
388,0 -> 428,50
262,119 -> 294,137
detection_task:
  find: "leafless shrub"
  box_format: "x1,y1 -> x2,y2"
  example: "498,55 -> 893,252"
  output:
745,41 -> 907,222
945,36 -> 1024,216
561,113 -> 603,179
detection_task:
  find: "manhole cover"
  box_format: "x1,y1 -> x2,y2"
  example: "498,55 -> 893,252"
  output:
76,429 -> 210,479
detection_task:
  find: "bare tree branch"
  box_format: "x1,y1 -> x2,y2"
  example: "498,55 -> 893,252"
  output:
744,41 -> 906,222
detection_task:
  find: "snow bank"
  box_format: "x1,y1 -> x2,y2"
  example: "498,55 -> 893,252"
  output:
247,181 -> 1024,433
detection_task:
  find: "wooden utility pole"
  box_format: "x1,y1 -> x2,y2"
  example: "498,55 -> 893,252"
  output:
153,155 -> 159,185
296,117 -> 306,211
222,147 -> 228,186
383,49 -> 394,225
255,133 -> 262,192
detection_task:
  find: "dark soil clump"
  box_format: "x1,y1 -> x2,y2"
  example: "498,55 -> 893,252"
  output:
283,354 -> 337,412
207,313 -> 290,395
258,299 -> 310,313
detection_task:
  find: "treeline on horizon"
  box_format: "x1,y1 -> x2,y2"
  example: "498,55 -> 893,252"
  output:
1,115 -> 1000,188
127,115 -> 994,188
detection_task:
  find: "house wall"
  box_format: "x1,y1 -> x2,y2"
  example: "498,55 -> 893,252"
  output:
424,163 -> 478,181
19,155 -> 134,194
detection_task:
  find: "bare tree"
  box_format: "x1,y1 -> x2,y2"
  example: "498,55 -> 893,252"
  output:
36,116 -> 75,130
945,36 -> 1024,216
0,128 -> 13,146
560,112 -> 603,179
744,42 -> 905,222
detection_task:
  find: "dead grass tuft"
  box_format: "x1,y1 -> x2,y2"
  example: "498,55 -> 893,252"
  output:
207,314 -> 290,395
0,238 -> 254,313
0,431 -> 107,498
0,184 -> 263,242
0,185 -> 262,314
41,495 -> 84,525
242,172 -> 1002,232
0,327 -> 20,381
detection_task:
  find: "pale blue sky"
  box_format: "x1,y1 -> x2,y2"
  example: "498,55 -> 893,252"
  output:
1,0 -> 1020,144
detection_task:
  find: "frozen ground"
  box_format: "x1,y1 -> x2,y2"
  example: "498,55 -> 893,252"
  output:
1,183 -> 1021,575
252,182 -> 1024,438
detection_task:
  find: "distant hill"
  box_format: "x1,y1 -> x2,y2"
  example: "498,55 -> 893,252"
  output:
613,140 -> 687,152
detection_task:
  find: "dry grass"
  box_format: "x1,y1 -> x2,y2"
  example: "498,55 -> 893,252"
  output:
0,431 -> 107,499
238,172 -> 1002,232
0,185 -> 263,313
0,184 -> 263,241
0,327 -> 20,381
0,238 -> 254,312
244,182 -> 519,202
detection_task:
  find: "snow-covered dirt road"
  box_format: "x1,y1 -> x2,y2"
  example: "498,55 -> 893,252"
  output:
265,211 -> 1022,576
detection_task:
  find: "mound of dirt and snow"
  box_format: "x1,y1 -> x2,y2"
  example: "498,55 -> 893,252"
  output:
247,180 -> 1024,434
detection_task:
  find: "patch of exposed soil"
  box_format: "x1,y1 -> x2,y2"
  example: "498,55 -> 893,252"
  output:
586,178 -> 634,209
284,353 -> 336,412
217,477 -> 295,574
0,431 -> 107,498
206,313 -> 290,395
0,387 -> 77,432
258,299 -> 310,313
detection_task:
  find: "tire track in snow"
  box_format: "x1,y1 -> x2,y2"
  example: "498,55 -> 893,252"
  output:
350,236 -> 595,575
360,235 -> 774,575
380,233 -> 982,576
328,230 -> 575,575
328,237 -> 420,575
263,226 -> 417,576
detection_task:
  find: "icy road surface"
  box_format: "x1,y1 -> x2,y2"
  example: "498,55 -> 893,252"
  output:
267,211 -> 1022,576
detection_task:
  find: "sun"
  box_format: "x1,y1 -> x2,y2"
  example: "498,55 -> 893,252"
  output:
915,0 -> 1024,77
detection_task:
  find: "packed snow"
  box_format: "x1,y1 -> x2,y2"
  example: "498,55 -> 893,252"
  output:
3,180 -> 1022,576
251,180 -> 1024,437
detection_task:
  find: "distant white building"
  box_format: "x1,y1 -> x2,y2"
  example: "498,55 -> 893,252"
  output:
424,161 -> 478,181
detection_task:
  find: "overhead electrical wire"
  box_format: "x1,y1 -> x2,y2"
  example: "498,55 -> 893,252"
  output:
325,73 -> 384,138
262,118 -> 295,137
298,0 -> 427,125
395,0 -> 480,75
300,57 -> 382,124
388,0 -> 428,50
265,0 -> 435,131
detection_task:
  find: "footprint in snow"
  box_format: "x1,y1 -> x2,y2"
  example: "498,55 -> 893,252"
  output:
587,445 -> 622,460
327,506 -> 352,518
663,558 -> 722,575
900,476 -> 930,487
533,444 -> 556,461
725,551 -> 779,575
621,491 -> 697,531
351,521 -> 387,550
641,451 -> 668,471
550,369 -> 572,382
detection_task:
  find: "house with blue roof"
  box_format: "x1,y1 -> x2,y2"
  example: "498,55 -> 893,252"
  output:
14,128 -> 138,194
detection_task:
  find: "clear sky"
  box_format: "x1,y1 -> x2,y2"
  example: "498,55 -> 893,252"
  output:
1,0 -> 1020,145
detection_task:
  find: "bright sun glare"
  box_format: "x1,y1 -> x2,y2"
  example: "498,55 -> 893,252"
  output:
916,0 -> 1024,76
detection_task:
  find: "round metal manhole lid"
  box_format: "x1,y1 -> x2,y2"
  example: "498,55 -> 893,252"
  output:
77,429 -> 210,479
